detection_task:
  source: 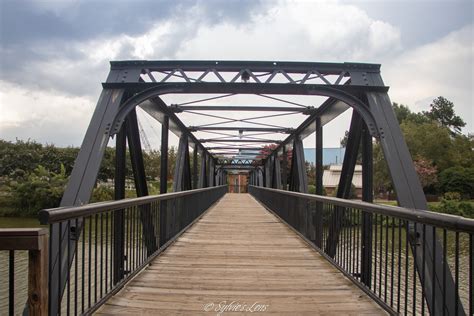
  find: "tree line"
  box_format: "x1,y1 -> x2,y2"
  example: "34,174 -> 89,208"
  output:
0,140 -> 178,216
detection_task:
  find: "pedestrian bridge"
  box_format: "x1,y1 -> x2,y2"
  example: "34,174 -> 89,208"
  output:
2,60 -> 473,315
97,194 -> 384,315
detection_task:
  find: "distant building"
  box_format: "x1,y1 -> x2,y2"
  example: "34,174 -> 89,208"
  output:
323,164 -> 362,198
304,148 -> 345,166
228,172 -> 248,193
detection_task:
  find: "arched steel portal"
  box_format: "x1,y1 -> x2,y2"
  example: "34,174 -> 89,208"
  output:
108,83 -> 382,138
48,60 -> 463,315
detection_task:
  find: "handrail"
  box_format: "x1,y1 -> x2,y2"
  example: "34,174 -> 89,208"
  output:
40,185 -> 227,224
249,186 -> 474,233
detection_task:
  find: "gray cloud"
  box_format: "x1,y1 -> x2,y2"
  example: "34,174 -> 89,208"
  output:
341,0 -> 473,48
0,0 -> 267,96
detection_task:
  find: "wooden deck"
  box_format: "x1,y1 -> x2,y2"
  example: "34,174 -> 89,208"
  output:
97,194 -> 385,315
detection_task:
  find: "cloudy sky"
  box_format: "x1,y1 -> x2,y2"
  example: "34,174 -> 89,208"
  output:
0,0 -> 472,149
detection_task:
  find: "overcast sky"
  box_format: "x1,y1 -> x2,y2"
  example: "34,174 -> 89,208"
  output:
0,0 -> 472,149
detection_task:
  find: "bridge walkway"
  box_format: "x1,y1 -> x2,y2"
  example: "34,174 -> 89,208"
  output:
96,194 -> 385,315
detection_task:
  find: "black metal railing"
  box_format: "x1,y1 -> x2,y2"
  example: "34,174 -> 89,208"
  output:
39,185 -> 227,315
249,186 -> 474,316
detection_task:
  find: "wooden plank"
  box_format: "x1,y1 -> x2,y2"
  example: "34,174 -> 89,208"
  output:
96,194 -> 386,315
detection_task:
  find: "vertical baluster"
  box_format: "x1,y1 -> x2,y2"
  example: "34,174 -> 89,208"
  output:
443,229 -> 447,316
397,218 -> 402,313
9,250 -> 14,316
390,217 -> 395,307
57,222 -> 62,316
100,213 -> 104,298
412,222 -> 417,316
67,220 -> 71,315
88,216 -> 92,309
374,213 -> 378,293
105,213 -> 109,294
404,221 -> 409,315
421,224 -> 426,315
455,232 -> 459,316
470,233 -> 473,316
74,218 -> 78,316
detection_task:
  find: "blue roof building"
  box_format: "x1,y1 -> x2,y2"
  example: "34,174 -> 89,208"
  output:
304,148 -> 345,166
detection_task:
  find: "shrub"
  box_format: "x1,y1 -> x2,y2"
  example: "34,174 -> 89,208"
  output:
458,201 -> 474,218
8,165 -> 68,216
443,191 -> 461,201
438,167 -> 474,199
91,185 -> 114,203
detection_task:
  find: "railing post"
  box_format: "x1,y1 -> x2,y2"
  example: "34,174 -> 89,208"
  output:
28,229 -> 49,315
0,228 -> 49,316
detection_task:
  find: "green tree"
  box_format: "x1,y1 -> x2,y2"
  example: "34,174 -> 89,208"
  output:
423,96 -> 466,133
438,166 -> 474,199
8,165 -> 68,215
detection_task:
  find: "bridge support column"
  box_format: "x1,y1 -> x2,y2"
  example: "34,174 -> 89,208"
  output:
113,123 -> 126,284
314,117 -> 323,248
173,135 -> 192,192
49,87 -> 129,316
361,121 -> 373,287
325,110 -> 363,257
288,136 -> 308,193
272,154 -> 282,189
289,136 -> 309,238
159,115 -> 169,247
198,152 -> 208,188
282,146 -> 288,190
192,146 -> 198,189
365,89 -> 463,315
126,108 -> 157,256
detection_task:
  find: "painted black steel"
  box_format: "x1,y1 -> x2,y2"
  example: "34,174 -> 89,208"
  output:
190,126 -> 292,133
172,105 -> 309,112
325,111 -> 363,257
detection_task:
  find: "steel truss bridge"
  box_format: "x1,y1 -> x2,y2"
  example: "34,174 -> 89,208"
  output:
6,60 -> 471,315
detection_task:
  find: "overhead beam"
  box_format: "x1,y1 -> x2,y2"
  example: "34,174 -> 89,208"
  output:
104,82 -> 389,95
206,146 -> 264,150
171,105 -> 310,113
110,60 -> 381,75
190,126 -> 293,133
201,139 -> 281,143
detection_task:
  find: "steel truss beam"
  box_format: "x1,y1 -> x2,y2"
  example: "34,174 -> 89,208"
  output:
207,146 -> 263,150
111,60 -> 380,85
217,159 -> 259,166
190,126 -> 293,133
288,137 -> 308,193
171,105 -> 311,113
201,139 -> 282,143
173,135 -> 192,192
